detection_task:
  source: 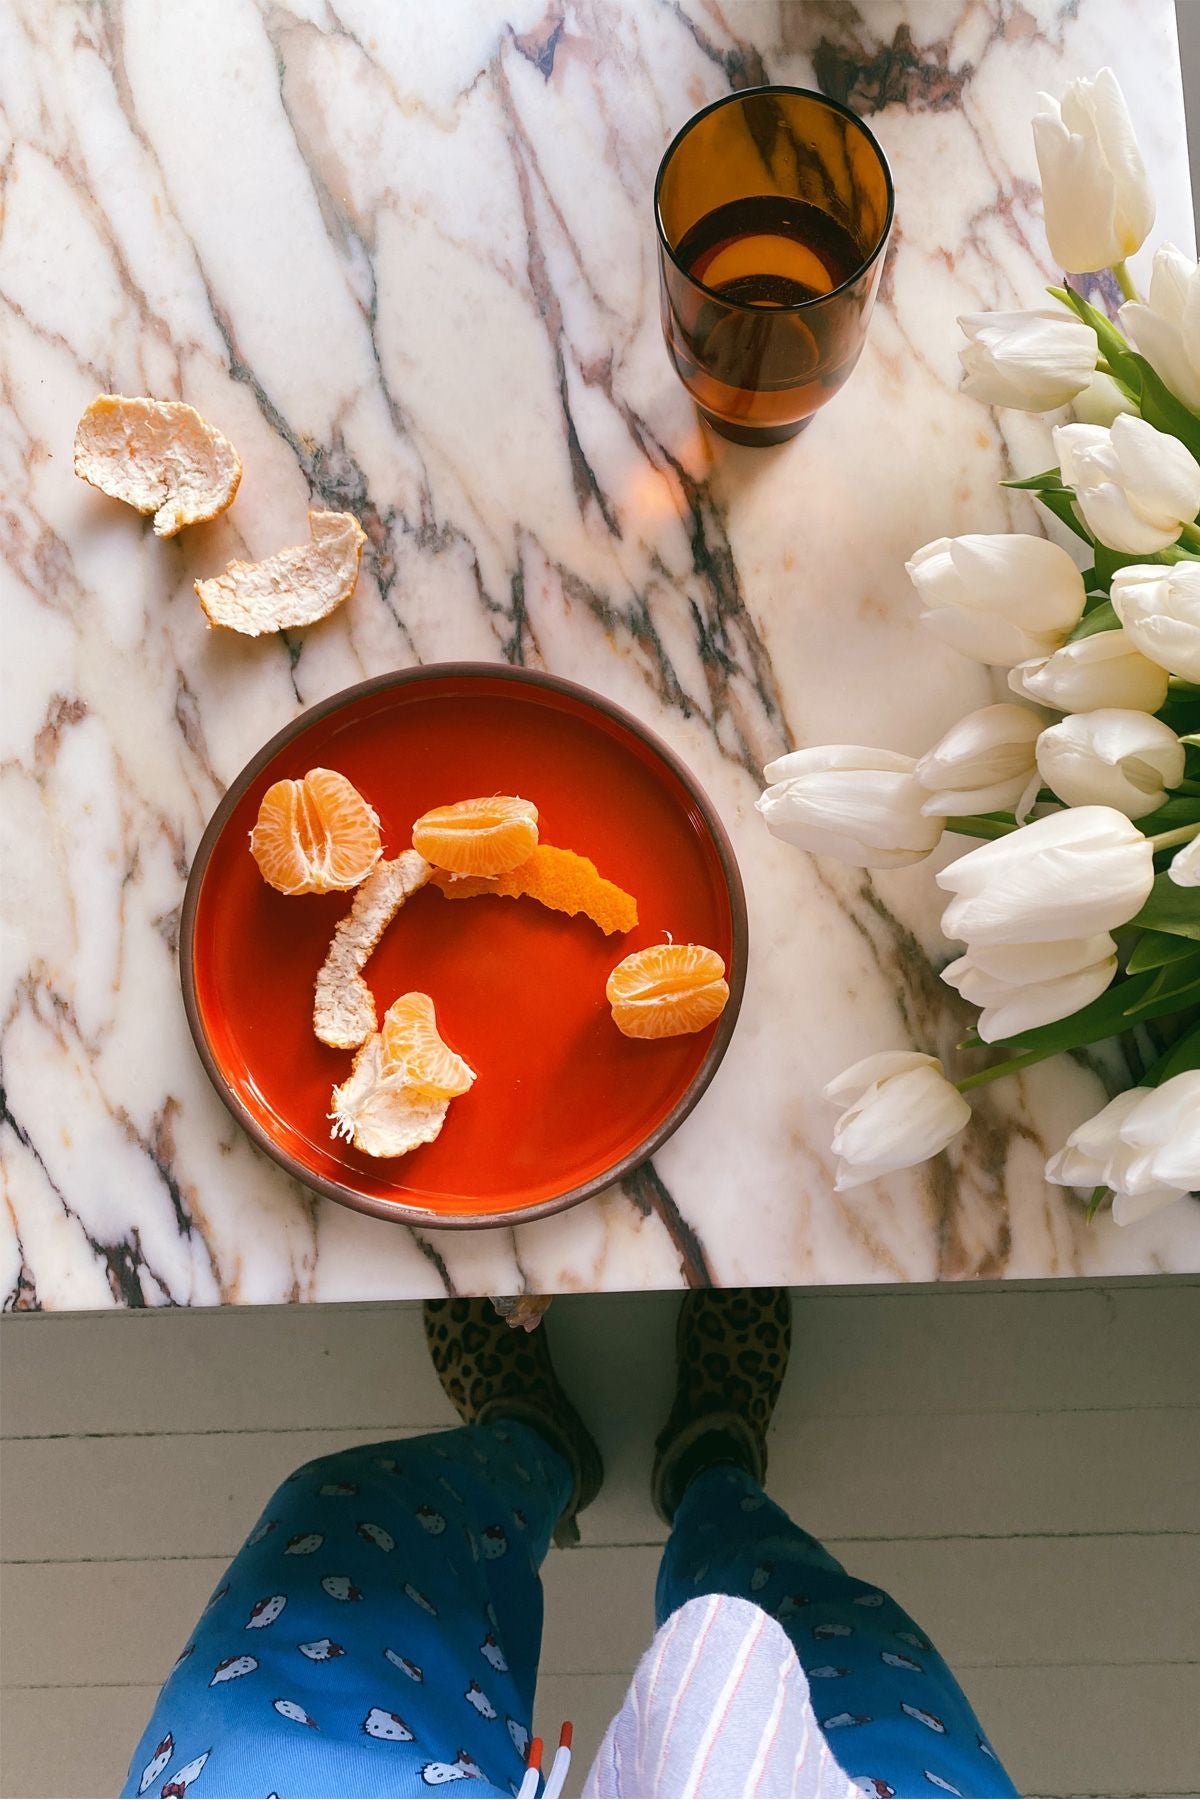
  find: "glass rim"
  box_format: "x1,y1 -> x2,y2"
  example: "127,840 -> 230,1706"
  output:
653,83 -> 896,316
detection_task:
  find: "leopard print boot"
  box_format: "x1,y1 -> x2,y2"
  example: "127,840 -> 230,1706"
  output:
651,1287 -> 791,1523
423,1297 -> 603,1546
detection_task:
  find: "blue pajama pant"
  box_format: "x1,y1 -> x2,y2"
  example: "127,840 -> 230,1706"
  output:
122,1423 -> 1016,1800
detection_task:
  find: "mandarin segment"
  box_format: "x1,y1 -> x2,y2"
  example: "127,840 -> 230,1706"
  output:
249,767 -> 382,895
380,992 -> 476,1100
196,509 -> 366,636
73,394 -> 242,536
430,844 -> 638,936
606,942 -> 729,1039
412,795 -> 538,876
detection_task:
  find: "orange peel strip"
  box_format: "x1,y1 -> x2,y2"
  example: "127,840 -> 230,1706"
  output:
431,844 -> 638,936
73,394 -> 242,536
314,851 -> 432,1048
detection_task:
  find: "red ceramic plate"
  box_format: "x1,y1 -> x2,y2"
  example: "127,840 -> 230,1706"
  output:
181,665 -> 747,1228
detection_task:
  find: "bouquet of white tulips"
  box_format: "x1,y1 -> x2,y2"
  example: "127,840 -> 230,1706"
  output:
760,69 -> 1200,1225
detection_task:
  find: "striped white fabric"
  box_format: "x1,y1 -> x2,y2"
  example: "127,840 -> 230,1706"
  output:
584,1593 -> 863,1799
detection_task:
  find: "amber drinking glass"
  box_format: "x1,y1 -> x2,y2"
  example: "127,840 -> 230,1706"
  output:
655,86 -> 894,445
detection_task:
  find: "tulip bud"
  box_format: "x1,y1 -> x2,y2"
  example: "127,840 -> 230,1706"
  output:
1110,561 -> 1200,683
1169,835 -> 1200,887
937,805 -> 1154,945
914,703 -> 1042,818
756,747 -> 943,869
1008,629 -> 1168,714
1036,709 -> 1184,820
823,1052 -> 972,1192
958,309 -> 1097,410
1054,416 -> 1200,554
1046,1074 -> 1200,1223
1118,243 -> 1200,411
906,534 -> 1086,666
941,935 -> 1118,1043
1032,68 -> 1154,274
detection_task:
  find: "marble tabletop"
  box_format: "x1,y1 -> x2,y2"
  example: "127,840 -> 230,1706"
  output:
3,0 -> 1199,1310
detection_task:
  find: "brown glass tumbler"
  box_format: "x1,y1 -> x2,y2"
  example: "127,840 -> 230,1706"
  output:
655,86 -> 894,446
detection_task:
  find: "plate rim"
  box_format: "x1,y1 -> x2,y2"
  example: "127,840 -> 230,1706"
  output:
179,662 -> 749,1231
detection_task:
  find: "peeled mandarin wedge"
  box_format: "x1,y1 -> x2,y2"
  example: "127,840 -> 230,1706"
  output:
249,767 -> 382,896
606,942 -> 730,1040
430,844 -> 638,936
380,992 -> 476,1100
412,795 -> 538,876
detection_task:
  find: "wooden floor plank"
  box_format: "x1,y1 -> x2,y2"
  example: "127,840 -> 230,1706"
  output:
4,1407 -> 1197,1563
6,1536 -> 1195,1691
4,1284 -> 1198,1438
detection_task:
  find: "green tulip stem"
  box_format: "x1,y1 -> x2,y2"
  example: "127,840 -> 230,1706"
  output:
1175,778 -> 1200,797
955,1047 -> 1059,1093
1112,259 -> 1139,303
1149,822 -> 1200,851
1178,523 -> 1200,552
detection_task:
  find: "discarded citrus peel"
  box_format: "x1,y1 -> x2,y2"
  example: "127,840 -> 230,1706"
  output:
197,509 -> 366,636
330,992 -> 475,1158
250,767 -> 381,896
413,795 -> 539,876
314,851 -> 432,1048
329,1031 -> 451,1159
431,844 -> 637,936
606,942 -> 729,1039
73,394 -> 242,537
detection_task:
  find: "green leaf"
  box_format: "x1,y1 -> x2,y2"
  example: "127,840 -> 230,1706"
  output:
1068,599 -> 1121,640
1085,1184 -> 1111,1222
1124,957 -> 1200,1016
1129,873 -> 1200,941
1003,468 -> 1068,492
1127,929 -> 1200,973
1147,1021 -> 1200,1083
1130,796 -> 1200,835
1129,354 -> 1200,461
1036,486 -> 1093,544
1050,285 -> 1139,385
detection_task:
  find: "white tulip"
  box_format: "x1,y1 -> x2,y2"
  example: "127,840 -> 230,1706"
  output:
1054,416 -> 1200,553
757,747 -> 943,869
1118,243 -> 1200,411
823,1052 -> 972,1192
941,935 -> 1118,1043
1110,561 -> 1200,682
914,703 -> 1043,818
1071,370 -> 1137,426
937,804 -> 1154,945
906,534 -> 1086,666
1032,68 -> 1154,274
1046,1074 -> 1200,1222
1008,629 -> 1168,714
1036,709 -> 1184,820
958,309 -> 1097,410
1168,835 -> 1200,887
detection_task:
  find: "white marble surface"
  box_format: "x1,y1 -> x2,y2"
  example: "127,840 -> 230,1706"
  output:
2,0 -> 1199,1308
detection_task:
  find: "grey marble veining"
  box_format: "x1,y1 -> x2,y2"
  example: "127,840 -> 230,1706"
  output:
2,0 -> 1198,1307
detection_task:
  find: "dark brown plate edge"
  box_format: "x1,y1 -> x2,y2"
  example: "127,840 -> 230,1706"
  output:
179,662 -> 749,1232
